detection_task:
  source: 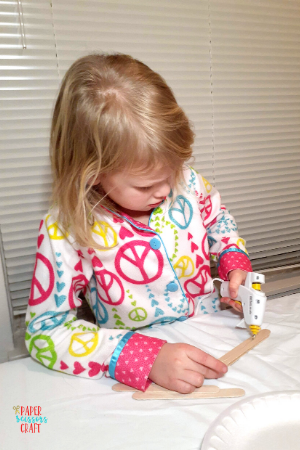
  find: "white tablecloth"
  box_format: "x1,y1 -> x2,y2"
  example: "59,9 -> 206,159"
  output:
1,293 -> 300,450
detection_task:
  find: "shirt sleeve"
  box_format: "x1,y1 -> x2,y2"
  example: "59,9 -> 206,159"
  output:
196,174 -> 252,280
25,213 -> 165,390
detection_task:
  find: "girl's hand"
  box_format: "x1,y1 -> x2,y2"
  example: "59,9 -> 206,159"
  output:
149,343 -> 228,394
220,269 -> 248,312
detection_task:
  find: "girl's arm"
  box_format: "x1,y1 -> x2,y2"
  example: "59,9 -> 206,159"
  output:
25,213 -> 166,391
196,173 -> 252,281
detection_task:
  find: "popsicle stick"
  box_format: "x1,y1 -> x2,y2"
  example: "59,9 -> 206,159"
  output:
112,383 -> 138,392
112,382 -> 219,394
219,329 -> 270,366
132,388 -> 245,401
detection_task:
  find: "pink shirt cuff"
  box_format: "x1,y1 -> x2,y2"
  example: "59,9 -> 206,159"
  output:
218,250 -> 252,280
113,333 -> 166,391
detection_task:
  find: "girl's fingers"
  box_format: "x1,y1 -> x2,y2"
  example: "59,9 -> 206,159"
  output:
180,369 -> 204,388
229,277 -> 243,298
187,346 -> 228,375
228,269 -> 247,298
186,360 -> 225,379
171,379 -> 197,394
220,297 -> 243,312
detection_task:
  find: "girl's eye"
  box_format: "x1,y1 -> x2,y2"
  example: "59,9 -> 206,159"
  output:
137,186 -> 152,191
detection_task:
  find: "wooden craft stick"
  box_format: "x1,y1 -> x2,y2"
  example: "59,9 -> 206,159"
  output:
112,382 -> 219,394
112,383 -> 138,392
219,329 -> 270,366
132,388 -> 245,401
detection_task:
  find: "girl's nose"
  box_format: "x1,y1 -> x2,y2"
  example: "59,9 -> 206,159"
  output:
154,181 -> 171,199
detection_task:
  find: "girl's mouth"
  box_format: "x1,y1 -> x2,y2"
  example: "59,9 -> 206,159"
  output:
149,198 -> 166,208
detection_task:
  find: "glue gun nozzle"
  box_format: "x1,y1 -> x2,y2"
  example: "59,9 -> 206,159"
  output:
249,324 -> 261,337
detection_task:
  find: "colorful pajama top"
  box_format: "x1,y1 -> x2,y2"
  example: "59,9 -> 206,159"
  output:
25,167 -> 252,390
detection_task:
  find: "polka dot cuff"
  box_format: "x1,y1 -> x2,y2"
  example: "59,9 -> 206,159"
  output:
218,250 -> 252,280
113,333 -> 167,391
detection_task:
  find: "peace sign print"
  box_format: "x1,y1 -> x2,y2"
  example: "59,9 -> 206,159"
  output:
46,215 -> 68,240
184,265 -> 211,298
68,274 -> 89,309
203,195 -> 212,222
92,221 -> 117,250
28,311 -> 68,334
90,286 -> 109,325
237,238 -> 248,254
95,269 -> 125,305
29,334 -> 57,369
128,307 -> 147,322
202,233 -> 209,259
115,240 -> 164,284
202,176 -> 213,193
29,253 -> 55,306
173,256 -> 195,279
186,292 -> 195,317
69,332 -> 99,357
168,195 -> 193,230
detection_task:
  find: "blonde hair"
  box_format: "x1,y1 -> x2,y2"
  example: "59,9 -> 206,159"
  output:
50,53 -> 195,248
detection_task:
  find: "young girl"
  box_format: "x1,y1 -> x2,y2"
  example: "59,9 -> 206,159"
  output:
25,53 -> 252,394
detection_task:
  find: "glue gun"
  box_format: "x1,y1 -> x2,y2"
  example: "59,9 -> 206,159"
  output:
220,272 -> 267,337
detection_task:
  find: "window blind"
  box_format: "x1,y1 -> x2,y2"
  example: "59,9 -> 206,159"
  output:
209,0 -> 300,269
0,0 -> 59,322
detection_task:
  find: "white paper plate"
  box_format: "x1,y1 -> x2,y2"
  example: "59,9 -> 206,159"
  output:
201,391 -> 300,450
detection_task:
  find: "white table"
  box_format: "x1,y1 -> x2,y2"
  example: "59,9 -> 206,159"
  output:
1,293 -> 300,450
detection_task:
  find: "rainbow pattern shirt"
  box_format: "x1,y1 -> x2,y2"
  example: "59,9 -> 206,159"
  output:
25,167 -> 252,391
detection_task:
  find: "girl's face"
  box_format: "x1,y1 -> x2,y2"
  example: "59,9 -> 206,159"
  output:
99,166 -> 174,215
